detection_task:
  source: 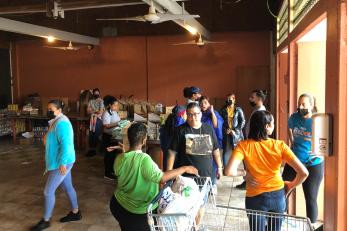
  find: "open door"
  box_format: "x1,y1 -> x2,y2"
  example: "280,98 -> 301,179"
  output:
0,48 -> 11,109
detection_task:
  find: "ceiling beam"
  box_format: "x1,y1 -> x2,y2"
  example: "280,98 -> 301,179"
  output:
145,0 -> 211,39
0,17 -> 99,45
0,0 -> 145,15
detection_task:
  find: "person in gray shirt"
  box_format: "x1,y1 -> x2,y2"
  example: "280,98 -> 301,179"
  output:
86,88 -> 104,157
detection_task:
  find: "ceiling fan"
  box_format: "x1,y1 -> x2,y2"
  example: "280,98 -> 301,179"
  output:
96,0 -> 199,24
173,34 -> 226,47
44,41 -> 92,51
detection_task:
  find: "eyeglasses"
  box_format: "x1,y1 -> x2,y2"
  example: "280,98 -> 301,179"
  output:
187,112 -> 201,117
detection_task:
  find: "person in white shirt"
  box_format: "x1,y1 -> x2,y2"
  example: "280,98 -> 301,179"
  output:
236,89 -> 267,189
102,95 -> 121,179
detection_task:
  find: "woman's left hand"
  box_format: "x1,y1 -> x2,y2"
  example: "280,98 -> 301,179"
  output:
210,105 -> 214,113
59,165 -> 67,175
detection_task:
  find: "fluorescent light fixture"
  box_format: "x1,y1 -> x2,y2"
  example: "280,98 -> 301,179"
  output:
46,36 -> 56,42
185,25 -> 197,35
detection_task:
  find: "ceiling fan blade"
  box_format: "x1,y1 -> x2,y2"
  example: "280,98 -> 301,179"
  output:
44,46 -> 81,50
204,40 -> 227,44
155,13 -> 199,23
96,16 -> 146,22
44,46 -> 68,50
172,40 -> 196,45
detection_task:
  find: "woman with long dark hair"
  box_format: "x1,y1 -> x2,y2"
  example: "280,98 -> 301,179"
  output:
225,110 -> 308,231
236,89 -> 267,189
102,95 -> 121,179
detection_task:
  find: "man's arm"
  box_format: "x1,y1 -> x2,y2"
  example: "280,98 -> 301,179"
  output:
212,149 -> 223,177
167,149 -> 176,171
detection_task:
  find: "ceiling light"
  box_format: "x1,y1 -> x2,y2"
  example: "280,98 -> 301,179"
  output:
46,36 -> 56,42
185,25 -> 198,35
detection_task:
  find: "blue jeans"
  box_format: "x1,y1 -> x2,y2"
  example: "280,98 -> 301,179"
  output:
245,189 -> 286,231
43,164 -> 78,220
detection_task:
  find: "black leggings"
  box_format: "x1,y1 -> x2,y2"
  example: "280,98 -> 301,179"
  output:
102,133 -> 121,176
282,162 -> 324,223
88,118 -> 103,150
109,195 -> 150,231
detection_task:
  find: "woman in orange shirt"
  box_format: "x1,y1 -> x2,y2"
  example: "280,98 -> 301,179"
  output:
225,110 -> 308,231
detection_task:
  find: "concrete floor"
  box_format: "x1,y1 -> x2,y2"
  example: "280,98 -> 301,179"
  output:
0,139 -> 245,231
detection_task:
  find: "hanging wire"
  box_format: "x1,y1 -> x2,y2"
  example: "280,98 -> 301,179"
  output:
267,0 -> 278,18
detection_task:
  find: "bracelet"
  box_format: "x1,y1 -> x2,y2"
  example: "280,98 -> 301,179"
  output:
218,167 -> 224,170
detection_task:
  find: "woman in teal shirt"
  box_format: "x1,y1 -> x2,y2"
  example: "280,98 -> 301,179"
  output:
30,100 -> 81,231
282,93 -> 324,224
109,123 -> 197,231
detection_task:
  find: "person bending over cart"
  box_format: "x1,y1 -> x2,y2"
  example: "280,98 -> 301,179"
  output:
109,122 -> 198,231
225,110 -> 308,231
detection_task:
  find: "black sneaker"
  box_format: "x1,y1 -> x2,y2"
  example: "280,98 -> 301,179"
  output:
60,211 -> 82,223
235,181 -> 246,189
30,219 -> 50,231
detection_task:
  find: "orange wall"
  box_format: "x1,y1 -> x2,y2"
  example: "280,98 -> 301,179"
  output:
14,32 -> 270,106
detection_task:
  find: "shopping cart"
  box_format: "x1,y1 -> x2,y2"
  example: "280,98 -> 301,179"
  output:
202,177 -> 314,231
203,205 -> 314,231
147,176 -> 215,231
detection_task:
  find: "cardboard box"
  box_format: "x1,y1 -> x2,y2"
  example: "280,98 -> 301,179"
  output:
164,106 -> 175,114
118,111 -> 128,119
134,104 -> 147,114
18,137 -> 35,145
118,102 -> 127,111
146,104 -> 156,113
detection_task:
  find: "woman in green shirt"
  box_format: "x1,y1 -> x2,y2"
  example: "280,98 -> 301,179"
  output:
109,123 -> 198,231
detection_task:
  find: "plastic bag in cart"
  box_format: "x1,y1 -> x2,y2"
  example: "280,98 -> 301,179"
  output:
156,176 -> 205,231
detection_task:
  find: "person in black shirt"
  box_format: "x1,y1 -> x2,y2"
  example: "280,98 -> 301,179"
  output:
168,103 -> 223,179
167,103 -> 223,227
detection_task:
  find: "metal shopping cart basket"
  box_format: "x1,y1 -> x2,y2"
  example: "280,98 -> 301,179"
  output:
147,176 -> 216,231
201,177 -> 314,231
203,205 -> 314,231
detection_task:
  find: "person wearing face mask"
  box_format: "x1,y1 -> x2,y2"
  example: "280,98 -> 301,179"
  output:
219,93 -> 246,165
102,95 -> 121,180
225,110 -> 308,231
236,89 -> 267,189
245,89 -> 267,136
86,88 -> 104,157
30,99 -> 81,231
282,93 -> 323,225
